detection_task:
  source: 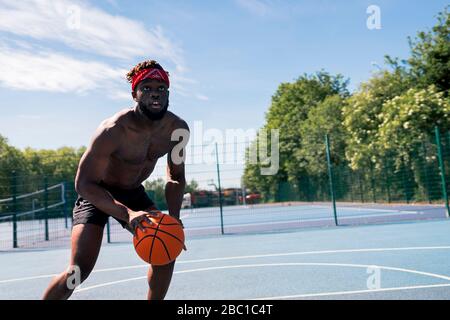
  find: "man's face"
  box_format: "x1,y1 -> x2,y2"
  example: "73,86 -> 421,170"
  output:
133,78 -> 169,121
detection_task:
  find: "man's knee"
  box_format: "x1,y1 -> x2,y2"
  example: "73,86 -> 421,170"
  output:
64,263 -> 93,288
71,249 -> 100,282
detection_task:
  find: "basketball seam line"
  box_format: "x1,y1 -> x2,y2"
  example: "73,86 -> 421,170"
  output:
134,217 -> 182,249
135,233 -> 173,262
153,222 -> 180,226
141,226 -> 184,245
155,234 -> 172,261
135,234 -> 154,249
148,215 -> 165,263
134,234 -> 172,262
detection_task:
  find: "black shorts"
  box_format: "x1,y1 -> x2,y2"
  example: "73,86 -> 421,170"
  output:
72,183 -> 155,229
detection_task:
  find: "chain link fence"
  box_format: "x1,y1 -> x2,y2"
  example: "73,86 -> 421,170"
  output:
1,127 -> 449,249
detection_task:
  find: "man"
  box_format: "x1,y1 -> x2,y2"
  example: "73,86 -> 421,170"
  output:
43,60 -> 189,300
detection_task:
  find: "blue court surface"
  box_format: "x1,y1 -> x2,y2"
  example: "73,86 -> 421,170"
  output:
0,202 -> 450,300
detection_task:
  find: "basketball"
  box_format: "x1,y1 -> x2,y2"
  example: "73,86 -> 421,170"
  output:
133,213 -> 185,265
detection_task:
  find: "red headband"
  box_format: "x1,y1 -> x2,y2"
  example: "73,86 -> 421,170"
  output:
131,68 -> 170,91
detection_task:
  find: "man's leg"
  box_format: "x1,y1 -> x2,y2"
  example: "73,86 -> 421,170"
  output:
42,223 -> 104,300
147,260 -> 176,300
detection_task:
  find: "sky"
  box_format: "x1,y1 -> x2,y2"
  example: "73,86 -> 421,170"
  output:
0,0 -> 448,188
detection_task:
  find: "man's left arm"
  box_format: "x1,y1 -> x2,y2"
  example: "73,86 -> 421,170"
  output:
165,157 -> 186,221
165,123 -> 190,221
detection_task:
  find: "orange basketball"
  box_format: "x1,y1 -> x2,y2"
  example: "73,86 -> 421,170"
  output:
133,213 -> 185,265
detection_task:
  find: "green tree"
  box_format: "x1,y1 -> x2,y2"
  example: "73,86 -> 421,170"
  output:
144,178 -> 167,210
294,95 -> 350,200
144,178 -> 198,210
243,136 -> 281,202
343,69 -> 410,169
0,135 -> 86,214
298,95 -> 348,174
405,7 -> 450,92
23,147 -> 83,180
0,135 -> 27,197
374,85 -> 450,201
185,179 -> 199,194
244,72 -> 349,201
377,85 -> 450,162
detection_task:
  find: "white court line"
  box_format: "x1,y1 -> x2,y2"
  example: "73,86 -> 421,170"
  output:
74,276 -> 147,292
185,207 -> 419,220
301,205 -> 419,214
184,211 -> 426,231
253,283 -> 450,300
173,262 -> 450,281
73,262 -> 450,294
0,273 -> 59,284
2,246 -> 450,284
335,207 -> 419,214
175,245 -> 450,264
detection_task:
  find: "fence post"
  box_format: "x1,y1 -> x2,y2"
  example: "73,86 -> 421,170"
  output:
12,171 -> 18,248
370,161 -> 376,203
435,126 -> 449,217
384,160 -> 392,203
421,141 -> 432,204
401,159 -> 410,204
215,143 -> 224,234
325,134 -> 338,226
44,177 -> 49,241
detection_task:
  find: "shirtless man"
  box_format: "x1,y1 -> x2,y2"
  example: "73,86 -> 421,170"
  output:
42,60 -> 189,300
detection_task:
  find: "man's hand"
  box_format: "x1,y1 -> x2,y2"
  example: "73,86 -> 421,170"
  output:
128,210 -> 160,235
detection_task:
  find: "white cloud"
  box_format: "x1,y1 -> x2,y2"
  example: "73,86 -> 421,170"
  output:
0,0 -> 185,71
0,44 -> 126,96
0,42 -> 206,101
0,0 -> 206,101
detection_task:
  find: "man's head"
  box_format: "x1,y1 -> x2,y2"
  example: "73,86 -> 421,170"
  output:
127,60 -> 170,121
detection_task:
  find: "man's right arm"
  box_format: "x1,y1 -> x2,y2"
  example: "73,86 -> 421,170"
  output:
74,124 -> 131,223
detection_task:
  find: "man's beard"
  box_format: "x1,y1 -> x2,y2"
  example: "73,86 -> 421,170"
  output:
138,99 -> 169,121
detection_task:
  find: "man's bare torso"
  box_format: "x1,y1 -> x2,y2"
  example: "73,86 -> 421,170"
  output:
95,108 -> 186,189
